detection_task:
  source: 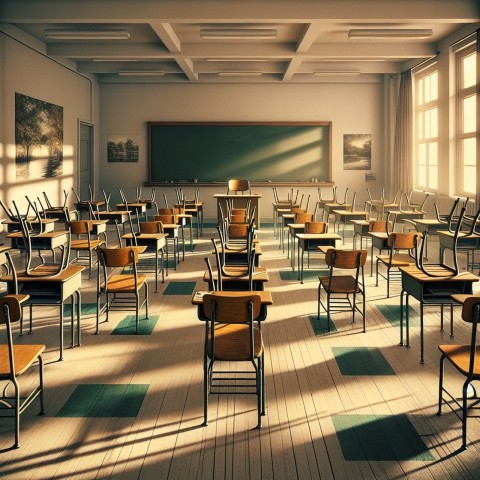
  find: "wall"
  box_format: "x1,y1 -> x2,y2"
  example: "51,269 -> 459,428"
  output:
99,81 -> 385,221
0,30 -> 98,220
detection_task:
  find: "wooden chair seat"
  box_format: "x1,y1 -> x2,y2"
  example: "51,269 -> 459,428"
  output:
376,253 -> 416,267
102,273 -> 148,293
438,344 -> 480,376
208,323 -> 263,360
70,239 -> 103,250
0,344 -> 45,376
319,275 -> 362,294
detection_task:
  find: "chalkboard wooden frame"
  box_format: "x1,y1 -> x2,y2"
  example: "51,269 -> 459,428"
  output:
148,122 -> 332,184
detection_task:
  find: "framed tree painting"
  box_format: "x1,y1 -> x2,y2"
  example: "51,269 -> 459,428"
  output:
343,134 -> 371,170
107,134 -> 139,162
15,92 -> 63,179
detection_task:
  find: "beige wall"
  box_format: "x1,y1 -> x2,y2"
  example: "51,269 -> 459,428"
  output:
0,32 -> 97,218
99,81 -> 386,221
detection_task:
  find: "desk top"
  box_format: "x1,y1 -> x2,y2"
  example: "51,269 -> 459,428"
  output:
214,194 -> 261,199
192,289 -> 273,306
122,233 -> 168,241
203,266 -> 269,283
2,218 -> 56,225
296,233 -> 341,240
399,266 -> 479,284
2,264 -> 85,283
6,230 -> 68,239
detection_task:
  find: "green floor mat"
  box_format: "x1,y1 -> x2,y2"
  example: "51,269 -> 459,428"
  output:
111,315 -> 159,335
377,304 -> 419,328
332,346 -> 395,375
279,269 -> 329,282
163,281 -> 197,295
63,303 -> 103,316
332,414 -> 434,461
309,315 -> 337,335
57,384 -> 149,418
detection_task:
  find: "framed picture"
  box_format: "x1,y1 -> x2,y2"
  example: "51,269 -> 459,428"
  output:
15,92 -> 63,179
107,134 -> 139,162
343,134 -> 371,170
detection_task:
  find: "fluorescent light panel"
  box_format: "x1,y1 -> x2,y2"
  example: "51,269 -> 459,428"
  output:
93,58 -> 139,62
118,71 -> 164,76
217,71 -> 263,77
314,71 -> 361,76
200,28 -> 277,39
44,29 -> 130,40
206,58 -> 269,62
348,29 -> 433,39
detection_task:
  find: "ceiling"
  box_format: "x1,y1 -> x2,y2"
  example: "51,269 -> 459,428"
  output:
1,0 -> 479,84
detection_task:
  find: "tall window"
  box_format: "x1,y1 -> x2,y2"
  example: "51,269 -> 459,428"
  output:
415,66 -> 438,190
456,44 -> 477,196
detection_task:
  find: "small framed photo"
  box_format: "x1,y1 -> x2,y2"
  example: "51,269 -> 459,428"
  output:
107,134 -> 139,162
343,134 -> 371,170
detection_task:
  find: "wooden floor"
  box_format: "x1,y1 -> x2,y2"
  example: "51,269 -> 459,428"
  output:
1,224 -> 480,479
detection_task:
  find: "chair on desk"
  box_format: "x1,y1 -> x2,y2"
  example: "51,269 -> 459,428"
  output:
0,295 -> 45,449
318,249 -> 367,332
201,292 -> 265,428
227,179 -> 251,195
67,220 -> 106,279
96,247 -> 149,334
437,295 -> 480,450
154,211 -> 180,267
375,232 -> 422,298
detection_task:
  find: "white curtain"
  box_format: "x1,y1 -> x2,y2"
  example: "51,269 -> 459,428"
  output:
393,70 -> 413,195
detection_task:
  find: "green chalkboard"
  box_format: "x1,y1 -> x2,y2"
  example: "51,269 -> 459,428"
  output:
148,122 -> 331,183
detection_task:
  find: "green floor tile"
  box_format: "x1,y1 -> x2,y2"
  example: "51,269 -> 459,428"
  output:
163,281 -> 197,295
377,304 -> 419,328
332,414 -> 434,461
63,302 -> 103,316
309,315 -> 337,335
279,269 -> 329,282
332,346 -> 395,375
57,384 -> 149,418
111,314 -> 159,335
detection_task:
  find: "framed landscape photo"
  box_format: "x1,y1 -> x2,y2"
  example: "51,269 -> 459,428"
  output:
343,134 -> 371,170
107,134 -> 139,162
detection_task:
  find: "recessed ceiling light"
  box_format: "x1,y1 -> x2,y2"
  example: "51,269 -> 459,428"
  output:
118,71 -> 165,76
206,58 -> 269,62
44,29 -> 131,40
92,58 -> 139,62
200,29 -> 277,40
314,71 -> 361,76
217,71 -> 264,77
348,29 -> 433,39
318,58 -> 386,63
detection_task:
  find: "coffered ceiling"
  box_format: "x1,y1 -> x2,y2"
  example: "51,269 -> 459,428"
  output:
1,0 -> 479,83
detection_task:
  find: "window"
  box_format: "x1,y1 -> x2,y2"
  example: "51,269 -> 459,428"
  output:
456,44 -> 477,196
415,66 -> 438,190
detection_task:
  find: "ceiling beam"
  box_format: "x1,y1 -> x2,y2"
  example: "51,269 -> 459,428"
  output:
174,57 -> 198,81
283,57 -> 303,81
296,23 -> 321,53
149,22 -> 181,52
2,0 -> 479,23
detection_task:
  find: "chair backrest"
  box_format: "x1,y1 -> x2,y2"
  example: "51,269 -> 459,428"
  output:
204,257 -> 218,291
227,179 -> 250,195
304,221 -> 327,234
202,293 -> 261,324
295,212 -> 314,224
98,247 -> 138,268
67,220 -> 93,236
154,214 -> 176,224
387,232 -> 422,250
139,221 -> 164,234
369,220 -> 391,233
0,296 -> 24,376
325,249 -> 367,269
157,208 -> 174,215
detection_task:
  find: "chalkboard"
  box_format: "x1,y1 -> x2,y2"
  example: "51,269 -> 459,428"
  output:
148,122 -> 331,183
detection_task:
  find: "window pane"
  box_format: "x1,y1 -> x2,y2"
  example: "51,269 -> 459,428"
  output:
462,95 -> 477,133
418,78 -> 423,105
462,52 -> 476,89
428,166 -> 438,189
425,109 -> 431,138
429,142 -> 438,165
463,137 -> 477,166
429,72 -> 438,101
464,165 -> 476,193
418,166 -> 426,186
418,111 -> 424,139
430,107 -> 438,137
418,143 -> 427,166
